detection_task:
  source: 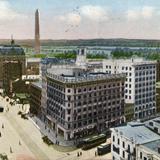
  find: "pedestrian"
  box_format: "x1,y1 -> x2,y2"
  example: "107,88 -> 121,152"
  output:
10,146 -> 12,153
77,152 -> 79,157
19,140 -> 21,145
2,124 -> 4,129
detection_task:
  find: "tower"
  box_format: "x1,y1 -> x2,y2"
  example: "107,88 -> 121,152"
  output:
75,48 -> 87,69
35,9 -> 40,54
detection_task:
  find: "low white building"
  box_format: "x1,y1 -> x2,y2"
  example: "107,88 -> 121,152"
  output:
137,139 -> 160,160
103,58 -> 157,119
111,122 -> 160,160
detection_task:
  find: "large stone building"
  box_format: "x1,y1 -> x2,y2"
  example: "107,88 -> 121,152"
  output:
103,58 -> 157,120
45,66 -> 125,141
3,61 -> 23,95
0,44 -> 26,94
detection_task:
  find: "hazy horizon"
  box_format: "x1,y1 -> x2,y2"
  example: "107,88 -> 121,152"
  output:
1,0 -> 160,40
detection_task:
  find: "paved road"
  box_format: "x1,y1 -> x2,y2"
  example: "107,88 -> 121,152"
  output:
5,113 -> 50,160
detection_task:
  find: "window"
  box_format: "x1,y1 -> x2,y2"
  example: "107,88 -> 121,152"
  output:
128,145 -> 130,152
123,142 -> 125,148
113,136 -> 115,142
140,152 -> 142,159
122,151 -> 125,158
118,138 -> 120,145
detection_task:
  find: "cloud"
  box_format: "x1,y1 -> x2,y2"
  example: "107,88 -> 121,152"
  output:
126,6 -> 155,20
0,0 -> 26,20
58,5 -> 109,26
59,13 -> 81,25
141,6 -> 154,19
80,5 -> 108,21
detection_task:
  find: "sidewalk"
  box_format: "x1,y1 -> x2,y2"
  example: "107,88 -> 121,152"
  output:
31,116 -> 74,146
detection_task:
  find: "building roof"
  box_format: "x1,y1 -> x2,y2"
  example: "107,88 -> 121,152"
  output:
103,58 -> 156,66
112,122 -> 160,144
0,45 -> 25,55
47,66 -> 125,84
31,81 -> 42,89
142,139 -> 160,157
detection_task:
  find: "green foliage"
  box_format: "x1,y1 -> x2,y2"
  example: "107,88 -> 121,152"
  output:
53,53 -> 76,59
33,54 -> 47,58
87,53 -> 108,59
111,49 -> 160,60
111,49 -> 143,59
0,153 -> 8,160
146,53 -> 160,60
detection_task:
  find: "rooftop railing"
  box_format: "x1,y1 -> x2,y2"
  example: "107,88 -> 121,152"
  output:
46,72 -> 125,83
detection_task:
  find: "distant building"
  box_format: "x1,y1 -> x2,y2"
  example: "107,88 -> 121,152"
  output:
3,61 -> 22,95
0,43 -> 26,94
103,58 -> 157,120
26,58 -> 41,76
111,122 -> 160,160
30,81 -> 42,115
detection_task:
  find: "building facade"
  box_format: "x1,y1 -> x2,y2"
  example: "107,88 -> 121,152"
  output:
0,44 -> 26,94
103,58 -> 157,119
111,122 -> 160,160
45,66 -> 125,141
30,82 -> 42,115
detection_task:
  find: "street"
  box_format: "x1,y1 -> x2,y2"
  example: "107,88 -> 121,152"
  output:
0,96 -> 112,160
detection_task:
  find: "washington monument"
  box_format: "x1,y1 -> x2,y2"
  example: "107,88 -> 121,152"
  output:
35,9 -> 40,54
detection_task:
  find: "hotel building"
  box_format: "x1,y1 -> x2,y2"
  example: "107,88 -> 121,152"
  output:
103,58 -> 157,119
45,65 -> 125,140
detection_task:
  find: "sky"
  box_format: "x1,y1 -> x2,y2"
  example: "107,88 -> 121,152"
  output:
1,0 -> 160,39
